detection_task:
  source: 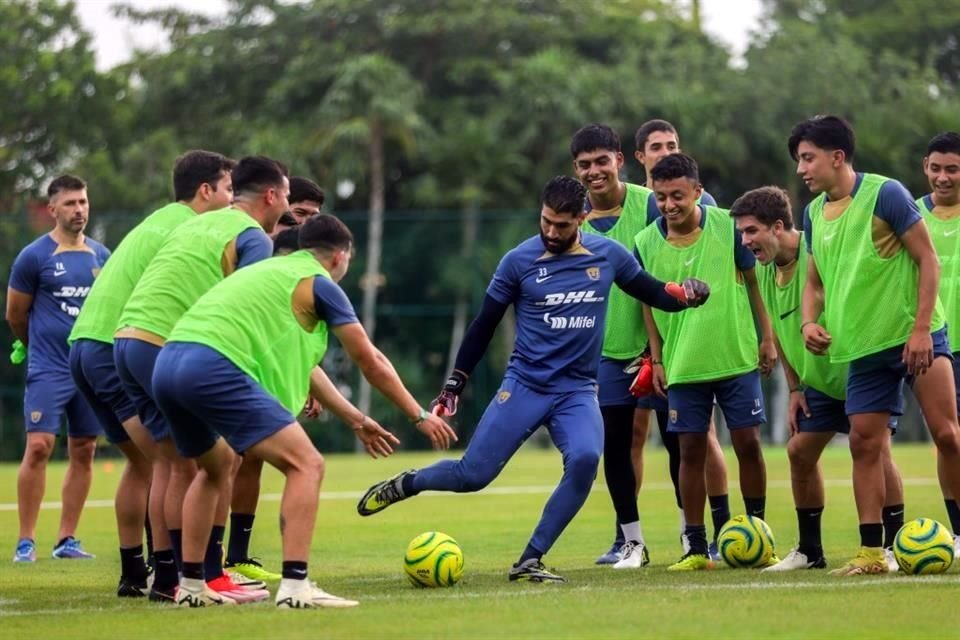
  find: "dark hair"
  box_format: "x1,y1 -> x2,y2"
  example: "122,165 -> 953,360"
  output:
231,155 -> 289,196
570,124 -> 621,158
273,226 -> 301,256
540,176 -> 586,215
289,176 -> 325,207
729,186 -> 794,230
649,153 -> 699,184
788,115 -> 855,162
277,210 -> 298,227
299,214 -> 354,253
173,150 -> 235,201
634,119 -> 678,152
927,131 -> 960,157
47,175 -> 86,198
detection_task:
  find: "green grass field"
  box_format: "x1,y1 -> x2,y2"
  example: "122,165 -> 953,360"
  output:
1,442 -> 958,638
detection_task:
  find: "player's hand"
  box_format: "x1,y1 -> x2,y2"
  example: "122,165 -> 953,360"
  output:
802,322 -> 831,355
902,328 -> 934,376
416,412 -> 459,450
350,415 -> 400,459
759,339 -> 778,377
429,370 -> 467,417
665,279 -> 710,307
303,395 -> 323,419
652,362 -> 668,399
787,389 -> 810,437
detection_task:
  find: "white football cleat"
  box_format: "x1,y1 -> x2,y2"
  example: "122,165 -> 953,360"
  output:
613,541 -> 650,569
883,547 -> 900,573
175,582 -> 238,607
275,579 -> 359,609
761,548 -> 826,572
953,535 -> 960,560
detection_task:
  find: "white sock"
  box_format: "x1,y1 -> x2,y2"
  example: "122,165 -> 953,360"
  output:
180,577 -> 204,592
679,508 -> 687,532
280,577 -> 308,592
621,521 -> 644,545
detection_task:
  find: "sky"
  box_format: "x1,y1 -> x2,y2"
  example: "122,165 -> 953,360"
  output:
75,0 -> 765,70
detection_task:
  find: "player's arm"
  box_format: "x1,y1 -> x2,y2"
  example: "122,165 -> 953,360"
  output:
642,304 -> 668,398
742,267 -> 777,375
5,288 -> 32,346
236,228 -> 274,268
800,207 -> 831,355
617,244 -> 709,309
774,333 -> 809,436
900,221 -> 941,375
308,366 -> 399,458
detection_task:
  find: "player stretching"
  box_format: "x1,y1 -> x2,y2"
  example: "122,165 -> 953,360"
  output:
357,176 -> 709,583
152,213 -> 452,607
730,187 -> 905,572
636,154 -> 774,571
7,175 -> 110,563
69,151 -> 235,596
792,115 -> 960,575
918,131 -> 960,558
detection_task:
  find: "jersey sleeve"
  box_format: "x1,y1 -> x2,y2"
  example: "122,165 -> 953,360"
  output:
700,190 -> 718,206
236,228 -> 274,268
312,277 -> 359,327
803,204 -> 813,254
96,243 -> 112,265
646,192 -> 661,225
8,246 -> 39,295
486,251 -> 521,305
734,228 -> 756,270
609,240 -> 643,287
875,180 -> 922,236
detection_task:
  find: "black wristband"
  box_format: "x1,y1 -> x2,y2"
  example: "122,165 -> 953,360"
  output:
442,370 -> 468,395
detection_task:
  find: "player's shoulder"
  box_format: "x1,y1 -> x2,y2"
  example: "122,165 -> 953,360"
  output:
874,175 -> 913,200
14,234 -> 57,263
503,235 -> 547,264
84,236 -> 110,256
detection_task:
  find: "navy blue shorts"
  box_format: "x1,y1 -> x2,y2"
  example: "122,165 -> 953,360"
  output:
846,328 -> 952,416
23,369 -> 101,438
797,386 -> 849,434
114,337 -> 169,441
69,339 -> 136,444
152,342 -> 296,458
953,353 -> 960,415
636,391 -> 669,412
667,370 -> 765,433
597,357 -> 641,408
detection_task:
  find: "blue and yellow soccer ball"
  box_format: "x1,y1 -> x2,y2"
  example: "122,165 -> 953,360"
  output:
403,531 -> 464,588
893,518 -> 954,575
717,515 -> 776,568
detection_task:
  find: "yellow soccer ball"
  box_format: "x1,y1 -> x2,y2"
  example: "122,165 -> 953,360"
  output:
893,518 -> 955,575
717,515 -> 776,568
403,531 -> 464,588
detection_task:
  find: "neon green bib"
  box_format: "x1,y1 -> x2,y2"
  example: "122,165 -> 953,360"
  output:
169,251 -> 331,414
809,174 -> 944,363
118,208 -> 261,340
756,235 -> 847,399
69,203 -> 196,345
919,196 -> 960,353
635,206 -> 757,384
582,183 -> 655,359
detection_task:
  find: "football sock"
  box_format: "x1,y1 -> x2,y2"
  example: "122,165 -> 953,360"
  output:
204,525 -> 226,581
226,513 -> 255,563
796,507 -> 824,558
684,524 -> 708,555
182,561 -> 203,581
709,494 -> 731,542
744,496 -> 765,521
944,499 -> 960,535
518,542 -> 542,565
119,544 -> 148,580
859,523 -> 883,548
621,521 -> 644,545
281,560 -> 308,580
401,472 -> 418,496
169,528 -> 183,571
882,503 -> 905,548
153,549 -> 178,590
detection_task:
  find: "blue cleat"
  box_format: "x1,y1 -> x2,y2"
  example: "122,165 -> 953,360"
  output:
13,538 -> 36,563
52,537 -> 95,559
708,541 -> 721,563
595,541 -> 624,565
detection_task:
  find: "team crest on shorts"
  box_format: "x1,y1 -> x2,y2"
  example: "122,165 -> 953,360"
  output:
497,390 -> 511,404
91,267 -> 101,278
669,409 -> 678,423
585,267 -> 600,280
30,411 -> 42,424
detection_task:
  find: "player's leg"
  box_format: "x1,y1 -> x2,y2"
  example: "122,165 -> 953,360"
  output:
225,453 -> 280,581
511,389 -> 604,583
704,417 -> 730,558
15,431 -> 55,562
653,400 -> 686,548
357,379 -> 550,516
600,403 -> 645,568
880,434 -> 905,571
666,381 -> 714,570
716,371 -> 767,521
939,353 -> 960,557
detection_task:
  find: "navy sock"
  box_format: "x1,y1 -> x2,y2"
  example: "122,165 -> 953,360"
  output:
203,525 -> 226,581
518,543 -> 542,565
226,513 -> 255,564
859,523 -> 883,548
119,544 -> 147,580
945,499 -> 960,535
153,549 -> 178,590
401,472 -> 418,496
169,529 -> 183,571
882,504 -> 905,548
796,507 -> 824,558
182,561 -> 203,581
282,560 -> 308,580
744,496 -> 766,521
684,524 -> 708,555
709,494 -> 731,542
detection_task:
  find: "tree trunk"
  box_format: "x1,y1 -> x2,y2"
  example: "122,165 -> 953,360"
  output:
446,199 -> 479,373
356,118 -> 385,433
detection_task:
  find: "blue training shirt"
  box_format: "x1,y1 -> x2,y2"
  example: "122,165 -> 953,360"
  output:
8,234 -> 110,375
486,233 -> 643,393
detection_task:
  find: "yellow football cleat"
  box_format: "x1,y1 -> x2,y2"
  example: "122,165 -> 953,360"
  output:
667,552 -> 714,571
828,547 -> 889,576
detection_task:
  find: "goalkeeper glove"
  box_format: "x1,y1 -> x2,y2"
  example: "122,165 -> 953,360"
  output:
665,278 -> 710,307
430,370 -> 467,417
10,340 -> 25,365
627,356 -> 654,398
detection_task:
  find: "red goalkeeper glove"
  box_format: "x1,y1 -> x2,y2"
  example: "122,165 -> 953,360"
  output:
627,356 -> 654,398
665,278 -> 710,307
430,370 -> 468,417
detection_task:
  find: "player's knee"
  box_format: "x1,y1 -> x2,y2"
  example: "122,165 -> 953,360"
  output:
456,464 -> 493,493
931,425 -> 960,457
23,438 -> 54,466
848,428 -> 884,461
787,438 -> 817,473
565,450 -> 601,485
68,439 -> 97,467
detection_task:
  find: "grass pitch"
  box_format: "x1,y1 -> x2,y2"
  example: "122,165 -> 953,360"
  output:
1,442 -> 958,638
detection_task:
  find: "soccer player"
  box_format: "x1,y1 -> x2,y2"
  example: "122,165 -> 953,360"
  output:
792,115 -> 960,575
113,155 -> 284,602
289,176 -> 325,224
730,186 -> 905,572
636,154 -> 775,571
152,213 -> 452,607
7,175 -> 110,563
68,150 -> 235,596
917,131 -> 960,558
357,176 -> 710,583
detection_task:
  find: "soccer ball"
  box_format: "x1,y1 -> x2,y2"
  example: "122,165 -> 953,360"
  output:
893,518 -> 955,575
403,531 -> 464,588
717,515 -> 776,568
